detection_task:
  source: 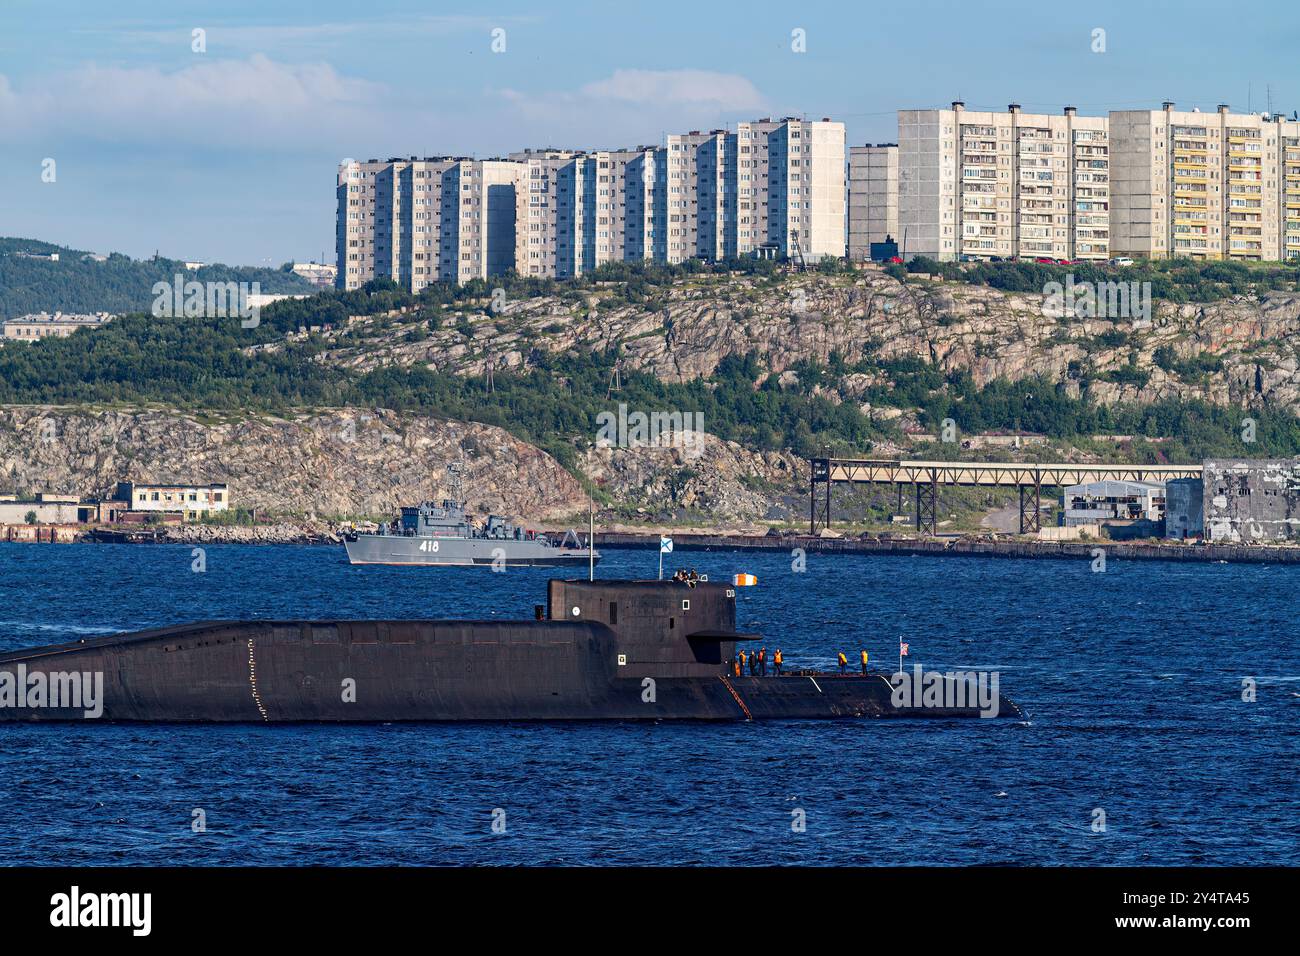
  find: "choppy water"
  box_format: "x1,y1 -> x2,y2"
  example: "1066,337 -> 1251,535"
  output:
0,542 -> 1295,865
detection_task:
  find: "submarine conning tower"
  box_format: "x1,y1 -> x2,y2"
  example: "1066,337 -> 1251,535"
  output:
547,579 -> 755,679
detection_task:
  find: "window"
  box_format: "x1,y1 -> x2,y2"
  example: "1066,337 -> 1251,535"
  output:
608,602 -> 618,625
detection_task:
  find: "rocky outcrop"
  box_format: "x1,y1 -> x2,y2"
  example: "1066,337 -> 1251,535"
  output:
0,406 -> 587,520
0,405 -> 810,523
300,271 -> 1300,414
586,436 -> 805,522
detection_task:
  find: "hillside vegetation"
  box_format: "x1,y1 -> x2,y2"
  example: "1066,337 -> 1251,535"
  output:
0,237 -> 314,318
3,260 -> 1300,469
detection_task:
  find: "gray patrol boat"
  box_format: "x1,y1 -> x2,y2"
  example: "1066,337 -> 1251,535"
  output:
344,466 -> 597,568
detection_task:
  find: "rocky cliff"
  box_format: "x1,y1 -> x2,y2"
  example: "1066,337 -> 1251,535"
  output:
0,405 -> 810,523
7,268 -> 1300,526
0,406 -> 586,519
299,269 -> 1300,413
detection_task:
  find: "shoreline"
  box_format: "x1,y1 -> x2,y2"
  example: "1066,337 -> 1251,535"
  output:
8,524 -> 1300,565
597,532 -> 1300,565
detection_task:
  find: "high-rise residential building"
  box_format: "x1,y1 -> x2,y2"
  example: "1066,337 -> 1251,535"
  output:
512,149 -> 582,279
848,145 -> 899,259
1111,103 -> 1297,261
336,116 -> 846,289
1281,122 -> 1300,260
898,103 -> 1110,262
603,147 -> 665,263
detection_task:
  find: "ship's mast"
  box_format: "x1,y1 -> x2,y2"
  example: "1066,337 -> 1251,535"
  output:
447,460 -> 465,507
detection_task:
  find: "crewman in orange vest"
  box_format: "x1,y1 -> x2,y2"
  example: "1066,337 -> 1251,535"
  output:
739,649 -> 747,676
837,651 -> 848,674
773,649 -> 783,676
732,655 -> 741,677
861,649 -> 869,675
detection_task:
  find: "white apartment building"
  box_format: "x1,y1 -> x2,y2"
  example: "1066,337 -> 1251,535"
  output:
898,103 -> 1110,262
1111,102 -> 1298,261
848,145 -> 899,258
336,117 -> 846,289
1,312 -> 114,341
115,482 -> 229,515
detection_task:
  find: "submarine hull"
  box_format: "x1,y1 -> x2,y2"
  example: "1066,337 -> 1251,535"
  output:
0,581 -> 1022,722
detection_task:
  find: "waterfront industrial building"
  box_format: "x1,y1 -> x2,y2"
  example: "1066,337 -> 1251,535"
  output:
1059,479 -> 1165,529
115,482 -> 229,517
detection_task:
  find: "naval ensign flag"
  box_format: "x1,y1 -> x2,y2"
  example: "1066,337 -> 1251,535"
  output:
659,536 -> 673,580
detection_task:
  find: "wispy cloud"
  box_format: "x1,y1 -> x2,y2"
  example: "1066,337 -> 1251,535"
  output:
579,69 -> 765,109
0,55 -> 392,147
74,15 -> 534,54
496,68 -> 768,147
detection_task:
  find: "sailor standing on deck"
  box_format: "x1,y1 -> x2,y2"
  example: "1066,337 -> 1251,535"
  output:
738,648 -> 747,675
837,651 -> 848,675
861,649 -> 869,676
758,648 -> 767,677
773,649 -> 783,676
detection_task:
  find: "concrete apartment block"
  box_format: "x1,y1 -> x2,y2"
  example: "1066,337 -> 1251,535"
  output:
898,109 -> 950,259
735,119 -> 783,258
849,145 -> 899,259
1281,121 -> 1300,260
794,119 -> 848,260
664,130 -> 728,263
512,149 -> 580,279
337,116 -> 847,287
898,103 -> 1110,262
611,147 -> 666,263
337,159 -> 385,290
1112,103 -> 1292,261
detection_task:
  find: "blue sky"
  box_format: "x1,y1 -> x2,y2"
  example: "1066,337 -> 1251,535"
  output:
4,0 -> 1299,266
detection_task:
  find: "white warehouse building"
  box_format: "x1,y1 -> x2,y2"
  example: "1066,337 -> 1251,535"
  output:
1060,479 -> 1165,528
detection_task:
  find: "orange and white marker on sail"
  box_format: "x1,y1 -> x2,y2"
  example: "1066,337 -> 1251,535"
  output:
732,573 -> 757,587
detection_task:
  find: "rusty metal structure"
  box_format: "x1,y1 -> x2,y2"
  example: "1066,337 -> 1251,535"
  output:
809,458 -> 1204,535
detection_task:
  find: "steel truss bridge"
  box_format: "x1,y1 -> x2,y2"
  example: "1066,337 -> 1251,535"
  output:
809,458 -> 1204,535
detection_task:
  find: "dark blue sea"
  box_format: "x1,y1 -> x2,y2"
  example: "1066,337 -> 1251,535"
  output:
0,541 -> 1295,866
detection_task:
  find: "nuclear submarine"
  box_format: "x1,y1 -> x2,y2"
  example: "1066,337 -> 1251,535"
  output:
0,580 -> 1021,722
